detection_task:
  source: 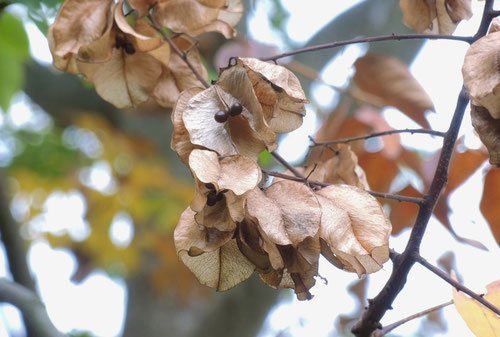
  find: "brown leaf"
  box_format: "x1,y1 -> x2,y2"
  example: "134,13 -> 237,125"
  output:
171,87 -> 204,164
188,149 -> 261,196
218,58 -> 307,134
352,53 -> 435,128
246,181 -> 321,246
358,151 -> 399,193
471,105 -> 500,166
153,0 -> 243,38
48,0 -> 114,73
399,0 -> 470,35
463,32 -> 500,119
78,48 -> 164,108
182,85 -> 268,159
153,35 -> 208,107
178,239 -> 254,291
389,184 -> 422,235
446,148 -> 488,193
174,207 -> 233,256
480,168 -> 500,244
317,185 -> 391,275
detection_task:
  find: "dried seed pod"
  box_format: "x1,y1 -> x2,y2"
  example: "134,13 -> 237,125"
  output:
214,110 -> 229,123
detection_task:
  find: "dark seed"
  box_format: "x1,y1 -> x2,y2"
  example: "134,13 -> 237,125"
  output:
214,193 -> 224,202
214,110 -> 229,123
229,103 -> 243,116
206,191 -> 219,206
204,183 -> 216,190
124,43 -> 136,55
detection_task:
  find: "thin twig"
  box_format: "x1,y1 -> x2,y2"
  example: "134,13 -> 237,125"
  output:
414,253 -> 500,316
0,278 -> 67,337
263,33 -> 472,62
148,14 -> 210,89
263,170 -> 425,204
371,300 -> 454,337
310,128 -> 446,147
270,151 -> 307,180
352,86 -> 470,337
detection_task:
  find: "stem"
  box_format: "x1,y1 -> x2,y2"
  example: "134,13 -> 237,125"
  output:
148,14 -> 210,89
351,87 -> 469,337
270,151 -> 306,180
263,33 -> 472,62
414,253 -> 500,315
0,278 -> 66,337
263,170 -> 424,204
372,300 -> 454,337
310,128 -> 446,147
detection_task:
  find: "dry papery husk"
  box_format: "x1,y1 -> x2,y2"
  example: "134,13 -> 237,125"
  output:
316,184 -> 391,276
471,105 -> 500,166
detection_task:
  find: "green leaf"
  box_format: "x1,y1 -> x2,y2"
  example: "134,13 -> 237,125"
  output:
0,12 -> 29,110
0,12 -> 29,59
258,150 -> 272,168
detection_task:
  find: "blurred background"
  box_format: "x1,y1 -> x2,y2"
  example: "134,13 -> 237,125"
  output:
0,0 -> 498,336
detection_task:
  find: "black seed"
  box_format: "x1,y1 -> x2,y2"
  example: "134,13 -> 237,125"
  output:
206,191 -> 218,206
229,103 -> 243,116
214,193 -> 224,202
204,183 -> 216,190
214,110 -> 229,123
124,43 -> 136,55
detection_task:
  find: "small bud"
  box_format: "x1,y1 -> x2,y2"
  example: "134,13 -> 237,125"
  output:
214,110 -> 229,123
229,103 -> 243,116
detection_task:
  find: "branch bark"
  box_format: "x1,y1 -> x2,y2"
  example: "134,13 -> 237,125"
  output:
0,278 -> 66,337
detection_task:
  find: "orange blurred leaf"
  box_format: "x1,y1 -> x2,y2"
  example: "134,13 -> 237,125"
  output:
480,168 -> 500,244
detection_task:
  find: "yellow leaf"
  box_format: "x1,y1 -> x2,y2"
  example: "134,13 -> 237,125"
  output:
453,275 -> 500,337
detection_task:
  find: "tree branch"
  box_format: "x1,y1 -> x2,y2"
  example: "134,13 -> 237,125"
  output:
0,278 -> 66,337
371,299 -> 454,337
148,14 -> 210,89
309,128 -> 446,147
351,87 -> 469,337
262,33 -> 472,62
414,253 -> 500,315
270,151 -> 307,180
263,170 -> 424,204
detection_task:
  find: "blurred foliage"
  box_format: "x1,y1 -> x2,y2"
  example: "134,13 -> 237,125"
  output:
12,0 -> 63,33
0,11 -> 29,111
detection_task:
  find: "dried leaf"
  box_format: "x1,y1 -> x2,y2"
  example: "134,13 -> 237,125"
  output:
358,151 -> 399,193
471,105 -> 500,166
389,184 -> 422,234
171,87 -> 204,164
218,57 -> 307,134
400,0 -> 471,35
174,207 -> 233,256
188,149 -> 261,196
452,275 -> 500,337
78,48 -> 164,108
153,35 -> 208,107
480,168 -> 500,244
463,32 -> 500,119
317,185 -> 391,275
153,0 -> 243,38
48,0 -> 114,73
352,53 -> 434,128
182,85 -> 267,159
246,181 -> 321,246
178,239 -> 254,291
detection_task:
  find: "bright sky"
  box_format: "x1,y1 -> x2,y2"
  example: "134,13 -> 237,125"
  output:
1,1 -> 499,337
